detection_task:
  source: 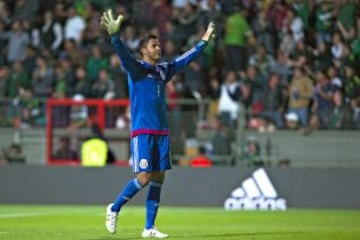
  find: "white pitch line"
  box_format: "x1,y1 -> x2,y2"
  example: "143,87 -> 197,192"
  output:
0,212 -> 49,218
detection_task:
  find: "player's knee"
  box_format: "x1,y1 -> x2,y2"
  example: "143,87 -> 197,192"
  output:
136,172 -> 152,186
151,172 -> 165,183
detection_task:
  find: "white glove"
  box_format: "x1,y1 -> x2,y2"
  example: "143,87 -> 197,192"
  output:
201,21 -> 216,42
100,9 -> 124,36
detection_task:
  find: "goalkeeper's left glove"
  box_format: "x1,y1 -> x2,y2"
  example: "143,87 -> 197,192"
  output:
100,9 -> 124,36
201,21 -> 216,42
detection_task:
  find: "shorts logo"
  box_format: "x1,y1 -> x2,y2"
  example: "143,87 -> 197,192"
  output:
139,159 -> 148,169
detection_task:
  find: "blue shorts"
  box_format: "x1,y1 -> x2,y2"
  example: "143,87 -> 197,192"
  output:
130,134 -> 172,173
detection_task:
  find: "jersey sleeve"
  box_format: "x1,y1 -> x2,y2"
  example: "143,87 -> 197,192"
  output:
166,40 -> 207,80
111,35 -> 141,76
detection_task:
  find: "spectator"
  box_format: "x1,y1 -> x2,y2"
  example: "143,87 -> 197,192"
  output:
10,88 -> 42,128
291,0 -> 311,31
3,143 -> 25,163
183,26 -> 208,94
122,25 -> 140,53
31,55 -> 54,98
0,0 -> 359,134
53,2 -> 68,26
327,65 -> 342,89
13,0 -> 39,24
58,56 -> 76,96
261,72 -> 285,129
309,70 -> 336,129
91,68 -> 115,100
287,67 -> 314,128
0,20 -> 30,64
328,90 -> 352,129
268,0 -> 291,45
251,8 -> 275,54
83,2 -> 103,45
0,65 -> 8,98
175,1 -> 200,44
62,39 -> 85,67
0,1 -> 10,26
218,70 -> 241,127
331,32 -> 347,60
108,53 -> 127,98
40,10 -> 63,53
5,60 -> 29,98
86,45 -> 109,82
287,40 -> 309,69
315,1 -> 334,46
283,8 -> 304,43
22,45 -> 37,78
336,0 -> 357,30
0,21 -> 7,65
224,4 -> 251,73
72,66 -> 91,98
312,41 -> 332,71
271,50 -> 292,87
248,45 -> 275,83
210,115 -> 233,156
241,65 -> 264,116
190,145 -> 213,167
54,136 -> 78,160
64,6 -> 86,44
243,136 -> 263,166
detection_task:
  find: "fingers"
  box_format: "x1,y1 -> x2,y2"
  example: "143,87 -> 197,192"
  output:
100,10 -> 110,27
115,15 -> 124,25
100,16 -> 108,29
207,21 -> 215,31
107,9 -> 114,21
116,14 -> 124,25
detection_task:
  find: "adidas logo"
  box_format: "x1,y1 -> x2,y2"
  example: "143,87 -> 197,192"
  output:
224,168 -> 287,211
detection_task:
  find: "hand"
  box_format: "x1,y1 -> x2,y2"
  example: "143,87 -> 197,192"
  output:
100,9 -> 124,36
201,21 -> 216,42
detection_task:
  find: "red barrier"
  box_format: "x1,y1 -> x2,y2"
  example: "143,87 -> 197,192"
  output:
46,99 -> 130,166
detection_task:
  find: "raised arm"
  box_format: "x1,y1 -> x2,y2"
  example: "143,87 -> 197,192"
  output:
100,9 -> 140,73
110,35 -> 141,73
168,22 -> 216,77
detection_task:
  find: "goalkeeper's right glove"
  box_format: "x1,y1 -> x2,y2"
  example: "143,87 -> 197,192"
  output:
100,9 -> 124,36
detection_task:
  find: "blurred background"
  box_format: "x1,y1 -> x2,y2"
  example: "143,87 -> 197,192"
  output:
0,0 -> 360,208
1,0 -> 360,167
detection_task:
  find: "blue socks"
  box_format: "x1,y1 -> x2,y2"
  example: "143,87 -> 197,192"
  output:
145,181 -> 162,229
111,178 -> 144,212
111,178 -> 163,230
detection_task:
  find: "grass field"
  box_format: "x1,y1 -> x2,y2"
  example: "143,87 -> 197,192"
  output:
0,205 -> 360,240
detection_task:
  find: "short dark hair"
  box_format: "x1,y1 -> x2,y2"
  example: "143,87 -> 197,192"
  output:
138,34 -> 159,54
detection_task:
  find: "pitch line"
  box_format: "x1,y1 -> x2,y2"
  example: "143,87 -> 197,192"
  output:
0,212 -> 49,218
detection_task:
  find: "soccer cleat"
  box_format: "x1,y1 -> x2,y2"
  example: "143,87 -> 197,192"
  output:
141,228 -> 169,238
105,203 -> 118,234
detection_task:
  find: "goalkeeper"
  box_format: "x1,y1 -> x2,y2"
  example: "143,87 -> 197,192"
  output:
101,9 -> 215,238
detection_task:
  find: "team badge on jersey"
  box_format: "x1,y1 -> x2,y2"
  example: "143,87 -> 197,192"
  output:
139,158 -> 149,169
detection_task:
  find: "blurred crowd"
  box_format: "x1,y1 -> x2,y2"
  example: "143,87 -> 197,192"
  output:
0,0 -> 360,132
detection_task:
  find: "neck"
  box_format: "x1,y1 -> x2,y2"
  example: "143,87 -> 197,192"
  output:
142,57 -> 157,66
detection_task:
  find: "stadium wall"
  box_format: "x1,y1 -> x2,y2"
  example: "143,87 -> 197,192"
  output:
0,165 -> 359,209
2,128 -> 360,167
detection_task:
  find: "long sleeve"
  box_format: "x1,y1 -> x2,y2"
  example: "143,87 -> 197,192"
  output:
111,35 -> 141,75
167,40 -> 207,79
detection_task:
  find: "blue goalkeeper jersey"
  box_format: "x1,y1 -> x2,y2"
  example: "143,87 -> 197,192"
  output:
111,35 -> 207,137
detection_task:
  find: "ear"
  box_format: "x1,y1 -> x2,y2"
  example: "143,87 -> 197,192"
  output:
140,46 -> 146,56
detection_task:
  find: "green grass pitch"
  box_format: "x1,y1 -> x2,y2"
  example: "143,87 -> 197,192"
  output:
0,205 -> 359,240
